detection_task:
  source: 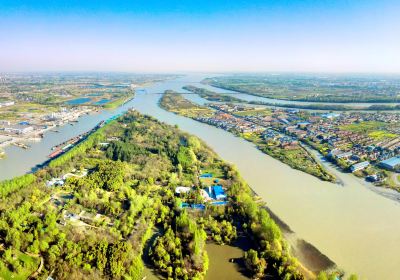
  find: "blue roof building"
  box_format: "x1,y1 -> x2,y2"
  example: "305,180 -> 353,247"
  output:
212,185 -> 226,200
380,156 -> 400,170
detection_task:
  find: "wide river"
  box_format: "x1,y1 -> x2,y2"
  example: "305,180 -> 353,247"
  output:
1,74 -> 400,279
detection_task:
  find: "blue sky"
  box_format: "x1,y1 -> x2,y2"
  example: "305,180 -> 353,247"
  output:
0,0 -> 399,72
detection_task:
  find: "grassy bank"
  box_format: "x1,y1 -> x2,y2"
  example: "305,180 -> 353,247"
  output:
183,85 -> 244,103
159,90 -> 214,118
242,132 -> 335,182
103,94 -> 134,109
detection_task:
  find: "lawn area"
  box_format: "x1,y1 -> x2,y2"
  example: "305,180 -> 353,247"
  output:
340,121 -> 387,133
200,168 -> 224,178
368,130 -> 397,140
234,108 -> 272,116
0,251 -> 40,280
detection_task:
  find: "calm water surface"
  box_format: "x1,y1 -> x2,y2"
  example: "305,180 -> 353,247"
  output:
1,74 -> 400,279
65,97 -> 92,105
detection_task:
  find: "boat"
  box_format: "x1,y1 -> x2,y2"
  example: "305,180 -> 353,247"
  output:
48,149 -> 63,158
13,142 -> 30,149
62,144 -> 73,150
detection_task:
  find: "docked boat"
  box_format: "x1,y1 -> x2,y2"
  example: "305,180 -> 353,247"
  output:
48,149 -> 63,158
13,142 -> 30,149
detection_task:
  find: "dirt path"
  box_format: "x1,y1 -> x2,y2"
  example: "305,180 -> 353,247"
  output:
27,253 -> 43,279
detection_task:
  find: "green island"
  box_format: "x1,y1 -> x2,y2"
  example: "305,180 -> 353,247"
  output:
203,75 -> 400,103
182,85 -> 244,103
159,90 -> 214,118
0,110 -> 355,280
159,92 -> 335,182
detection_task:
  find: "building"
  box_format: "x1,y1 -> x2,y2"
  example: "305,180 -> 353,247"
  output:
46,178 -> 65,187
175,186 -> 191,194
379,156 -> 400,171
212,185 -> 227,200
350,161 -> 370,172
321,113 -> 340,119
2,124 -> 34,134
328,149 -> 341,158
297,122 -> 311,129
336,151 -> 353,159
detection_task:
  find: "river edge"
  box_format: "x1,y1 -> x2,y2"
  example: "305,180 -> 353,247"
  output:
0,104 -> 333,279
157,97 -> 338,278
182,91 -> 400,204
3,74 -> 400,278
202,80 -> 400,106
159,93 -> 336,183
306,144 -> 400,203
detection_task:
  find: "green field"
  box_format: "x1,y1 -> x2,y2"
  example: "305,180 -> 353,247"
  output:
103,94 -> 134,109
340,121 -> 397,140
160,92 -> 215,118
340,121 -> 386,133
234,108 -> 272,116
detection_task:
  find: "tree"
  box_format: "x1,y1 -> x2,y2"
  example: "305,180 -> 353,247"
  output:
177,146 -> 197,171
244,249 -> 267,278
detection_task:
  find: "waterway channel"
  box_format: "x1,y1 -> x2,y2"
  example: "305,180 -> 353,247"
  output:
1,74 -> 400,279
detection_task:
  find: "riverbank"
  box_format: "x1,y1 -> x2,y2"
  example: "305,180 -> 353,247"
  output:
103,93 -> 135,109
202,76 -> 400,104
184,93 -> 400,192
160,92 -> 335,182
263,205 -> 336,278
184,84 -> 400,111
105,77 -> 400,279
2,74 -> 400,279
0,110 -> 315,279
306,145 -> 400,203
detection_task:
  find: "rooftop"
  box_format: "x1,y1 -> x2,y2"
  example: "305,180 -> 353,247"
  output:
380,156 -> 400,168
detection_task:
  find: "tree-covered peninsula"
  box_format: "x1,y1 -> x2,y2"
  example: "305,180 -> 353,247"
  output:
0,110 -> 308,279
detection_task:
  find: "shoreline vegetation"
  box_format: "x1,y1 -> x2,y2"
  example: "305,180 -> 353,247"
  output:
160,92 -> 336,183
202,76 -> 400,104
183,85 -> 245,103
248,101 -> 400,112
184,84 -> 400,111
0,110 -> 352,280
103,94 -> 135,109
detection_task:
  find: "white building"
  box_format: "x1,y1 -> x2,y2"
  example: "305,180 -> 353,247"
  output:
350,161 -> 370,172
3,124 -> 34,134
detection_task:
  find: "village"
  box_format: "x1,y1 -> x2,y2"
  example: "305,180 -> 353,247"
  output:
195,102 -> 400,188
